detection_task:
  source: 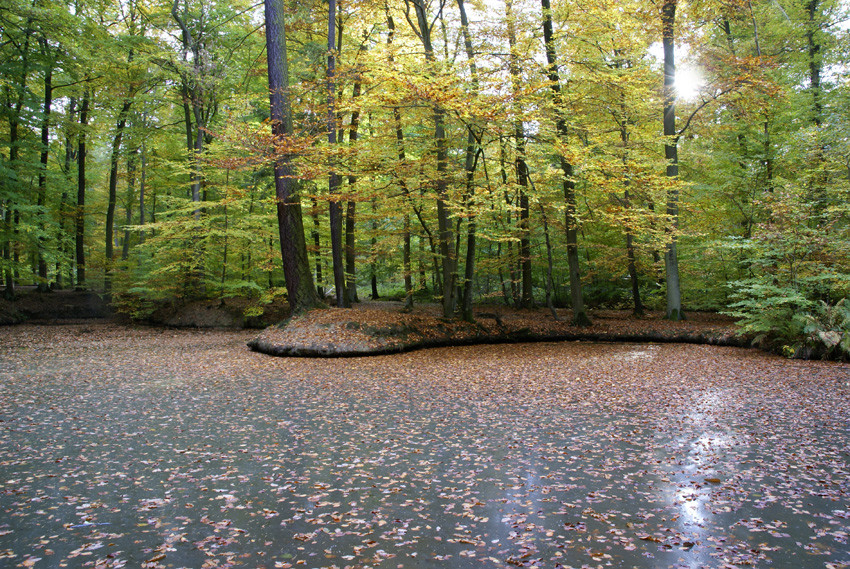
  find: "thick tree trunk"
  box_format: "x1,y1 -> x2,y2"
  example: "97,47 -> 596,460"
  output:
3,19 -> 35,298
264,0 -> 320,314
541,0 -> 589,325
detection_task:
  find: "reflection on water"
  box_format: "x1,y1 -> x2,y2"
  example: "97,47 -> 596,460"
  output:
1,340 -> 848,569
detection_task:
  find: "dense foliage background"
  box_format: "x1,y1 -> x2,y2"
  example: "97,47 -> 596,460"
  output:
1,0 -> 848,355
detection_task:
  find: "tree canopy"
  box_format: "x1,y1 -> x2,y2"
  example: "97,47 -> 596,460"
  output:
1,0 -> 848,355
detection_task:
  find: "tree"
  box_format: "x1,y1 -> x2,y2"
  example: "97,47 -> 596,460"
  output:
661,0 -> 683,321
540,0 -> 590,326
264,0 -> 321,313
405,0 -> 456,319
326,0 -> 347,307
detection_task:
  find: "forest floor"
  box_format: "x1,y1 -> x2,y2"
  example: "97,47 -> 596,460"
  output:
249,301 -> 745,357
0,322 -> 848,568
0,289 -> 745,357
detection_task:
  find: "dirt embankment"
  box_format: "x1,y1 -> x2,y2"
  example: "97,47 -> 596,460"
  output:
1,290 -> 744,357
248,302 -> 745,357
0,290 -> 287,328
0,289 -> 109,324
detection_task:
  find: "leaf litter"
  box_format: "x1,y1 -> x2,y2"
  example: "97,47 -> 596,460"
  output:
0,322 -> 848,568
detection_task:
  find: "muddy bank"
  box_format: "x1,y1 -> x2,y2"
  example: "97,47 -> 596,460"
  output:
249,302 -> 745,357
0,289 -> 109,324
0,290 -> 287,328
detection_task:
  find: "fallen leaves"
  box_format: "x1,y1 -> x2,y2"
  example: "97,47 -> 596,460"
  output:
0,322 -> 848,568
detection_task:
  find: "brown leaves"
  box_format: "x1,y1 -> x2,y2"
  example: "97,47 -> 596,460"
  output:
251,302 -> 741,357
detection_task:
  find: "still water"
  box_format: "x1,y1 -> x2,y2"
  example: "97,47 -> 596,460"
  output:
1,324 -> 847,568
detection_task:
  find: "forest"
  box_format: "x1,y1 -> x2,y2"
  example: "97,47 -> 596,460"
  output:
1,0 -> 848,355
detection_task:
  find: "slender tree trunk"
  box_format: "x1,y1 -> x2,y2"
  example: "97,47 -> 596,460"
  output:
370,197 -> 379,299
3,20 -> 34,298
541,0 -> 589,325
617,94 -> 644,316
75,88 -> 90,290
327,0 -> 347,307
805,0 -> 822,128
105,99 -> 132,296
662,0 -> 683,320
123,145 -> 138,260
36,48 -> 53,290
57,97 -> 77,290
457,0 -> 481,322
408,0 -> 455,318
804,0 -> 827,217
387,8 -> 413,309
344,200 -> 358,303
625,213 -> 644,316
344,49 -> 365,305
538,202 -> 559,320
264,0 -> 320,313
506,0 -> 533,309
311,196 -> 324,298
139,136 -> 147,242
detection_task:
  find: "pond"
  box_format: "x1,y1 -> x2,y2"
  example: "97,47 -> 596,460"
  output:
1,323 -> 848,569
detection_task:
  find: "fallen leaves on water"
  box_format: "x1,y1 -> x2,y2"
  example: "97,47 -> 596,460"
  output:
0,321 -> 848,568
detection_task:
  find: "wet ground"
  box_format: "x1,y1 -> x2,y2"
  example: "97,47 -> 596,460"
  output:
0,323 -> 848,569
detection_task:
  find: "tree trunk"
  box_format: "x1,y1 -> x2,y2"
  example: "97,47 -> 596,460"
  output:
541,0 -> 589,325
139,136 -> 147,242
57,97 -> 78,290
408,0 -> 456,318
507,0 -> 533,309
327,0 -> 347,307
617,91 -> 644,316
105,99 -> 132,296
370,197 -> 380,299
538,202 -> 559,320
311,197 -> 324,298
344,200 -> 358,303
36,47 -> 53,290
264,0 -> 320,314
662,0 -> 683,321
457,0 -> 481,322
625,218 -> 644,316
344,50 -> 364,306
123,145 -> 138,260
75,88 -> 90,290
805,0 -> 822,128
3,20 -> 34,298
386,9 -> 413,309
